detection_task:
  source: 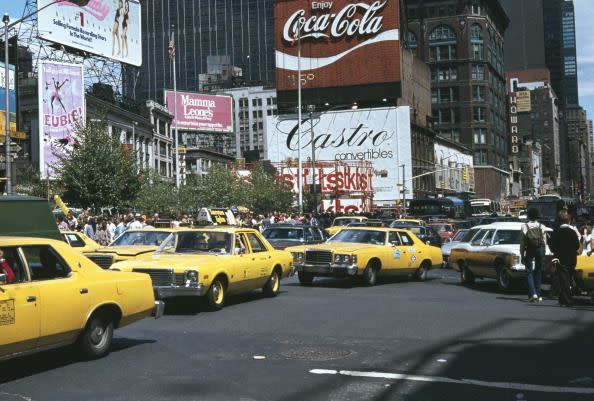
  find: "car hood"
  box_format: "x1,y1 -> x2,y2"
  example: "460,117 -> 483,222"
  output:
92,245 -> 158,257
441,240 -> 462,255
286,242 -> 382,253
111,252 -> 224,270
267,239 -> 306,249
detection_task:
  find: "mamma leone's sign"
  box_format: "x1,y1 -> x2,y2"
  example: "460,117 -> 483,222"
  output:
274,0 -> 401,107
165,91 -> 233,133
266,107 -> 412,204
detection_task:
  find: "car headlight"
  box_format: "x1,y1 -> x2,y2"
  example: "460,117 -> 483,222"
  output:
185,269 -> 199,283
292,252 -> 304,263
334,254 -> 355,264
512,255 -> 522,266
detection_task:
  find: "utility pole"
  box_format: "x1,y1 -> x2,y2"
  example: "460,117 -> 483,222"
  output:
3,14 -> 11,194
308,105 -> 316,213
401,164 -> 406,216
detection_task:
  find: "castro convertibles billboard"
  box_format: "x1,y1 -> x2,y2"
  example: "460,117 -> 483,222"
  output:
274,0 -> 401,110
165,91 -> 233,133
265,107 -> 412,205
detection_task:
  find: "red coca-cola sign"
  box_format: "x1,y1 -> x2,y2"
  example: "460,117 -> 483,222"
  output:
274,0 -> 401,107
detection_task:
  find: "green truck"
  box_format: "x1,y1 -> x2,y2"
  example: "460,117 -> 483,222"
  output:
0,196 -> 62,240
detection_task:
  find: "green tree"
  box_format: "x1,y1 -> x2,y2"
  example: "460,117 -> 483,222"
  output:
54,121 -> 142,208
134,170 -> 179,215
247,163 -> 294,214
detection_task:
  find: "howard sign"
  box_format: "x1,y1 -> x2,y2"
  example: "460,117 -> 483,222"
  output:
266,107 -> 412,205
274,0 -> 401,109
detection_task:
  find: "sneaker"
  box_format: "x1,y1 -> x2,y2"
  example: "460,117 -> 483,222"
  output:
530,295 -> 538,302
538,297 -> 543,302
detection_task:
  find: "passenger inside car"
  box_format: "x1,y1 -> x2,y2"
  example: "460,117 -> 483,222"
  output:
0,248 -> 16,284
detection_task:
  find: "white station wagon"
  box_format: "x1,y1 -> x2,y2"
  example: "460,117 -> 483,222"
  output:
450,222 -> 552,291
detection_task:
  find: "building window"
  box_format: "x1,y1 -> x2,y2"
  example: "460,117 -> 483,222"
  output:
564,56 -> 577,75
429,25 -> 457,61
474,149 -> 487,165
433,67 -> 458,82
473,107 -> 486,122
473,128 -> 486,144
438,129 -> 460,142
434,108 -> 458,124
470,24 -> 484,61
407,31 -> 418,49
471,64 -> 485,80
473,85 -> 485,101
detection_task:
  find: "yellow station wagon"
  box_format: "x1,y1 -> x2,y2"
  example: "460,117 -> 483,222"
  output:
287,227 -> 443,286
110,228 -> 293,310
0,237 -> 162,361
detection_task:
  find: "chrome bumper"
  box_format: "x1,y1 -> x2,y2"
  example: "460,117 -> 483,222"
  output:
153,300 -> 165,319
294,263 -> 358,276
154,284 -> 207,299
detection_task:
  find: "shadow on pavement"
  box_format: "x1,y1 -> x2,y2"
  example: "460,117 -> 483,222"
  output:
278,315 -> 594,401
163,289 -> 288,315
0,338 -> 155,384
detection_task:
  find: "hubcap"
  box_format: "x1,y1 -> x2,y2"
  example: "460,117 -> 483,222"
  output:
272,273 -> 279,291
213,282 -> 224,304
90,323 -> 105,346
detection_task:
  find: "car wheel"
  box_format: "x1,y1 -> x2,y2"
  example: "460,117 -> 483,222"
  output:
298,271 -> 314,285
362,263 -> 377,286
497,266 -> 513,292
460,263 -> 475,285
79,314 -> 114,359
207,278 -> 226,311
263,269 -> 281,297
416,261 -> 430,281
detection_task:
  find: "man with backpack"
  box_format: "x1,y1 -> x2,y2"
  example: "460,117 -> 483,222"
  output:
520,208 -> 548,302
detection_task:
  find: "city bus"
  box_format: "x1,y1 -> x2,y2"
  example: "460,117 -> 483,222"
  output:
526,195 -> 576,226
470,198 -> 502,216
408,197 -> 471,219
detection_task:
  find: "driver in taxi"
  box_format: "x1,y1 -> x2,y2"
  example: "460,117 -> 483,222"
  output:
0,249 -> 16,284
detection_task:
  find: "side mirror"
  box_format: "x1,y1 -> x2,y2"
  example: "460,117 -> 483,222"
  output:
425,240 -> 431,245
0,273 -> 6,285
238,247 -> 247,255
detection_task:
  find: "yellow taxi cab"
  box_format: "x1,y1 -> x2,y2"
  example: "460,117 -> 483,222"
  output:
84,228 -> 175,269
110,228 -> 293,310
61,230 -> 101,253
575,254 -> 594,293
287,227 -> 442,286
394,219 -> 427,226
0,237 -> 163,361
326,216 -> 368,237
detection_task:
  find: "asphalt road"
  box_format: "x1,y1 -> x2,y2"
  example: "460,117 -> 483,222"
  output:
1,269 -> 594,401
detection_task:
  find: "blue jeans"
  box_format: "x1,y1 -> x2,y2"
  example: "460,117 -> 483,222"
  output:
525,247 -> 544,297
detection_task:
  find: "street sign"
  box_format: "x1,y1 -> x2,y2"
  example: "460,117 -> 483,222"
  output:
0,143 -> 22,153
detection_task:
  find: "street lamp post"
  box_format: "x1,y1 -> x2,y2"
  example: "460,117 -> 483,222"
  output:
308,105 -> 316,213
3,14 -> 10,194
296,29 -> 303,215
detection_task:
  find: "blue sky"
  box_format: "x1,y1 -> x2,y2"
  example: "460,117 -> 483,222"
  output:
3,1 -> 594,120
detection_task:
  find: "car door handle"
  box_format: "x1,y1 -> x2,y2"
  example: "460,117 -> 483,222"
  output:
80,288 -> 89,294
26,296 -> 36,302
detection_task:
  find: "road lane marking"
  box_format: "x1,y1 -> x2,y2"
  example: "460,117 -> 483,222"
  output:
309,369 -> 594,394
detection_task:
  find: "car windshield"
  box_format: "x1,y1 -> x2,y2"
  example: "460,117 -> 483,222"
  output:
493,230 -> 521,245
263,227 -> 303,240
333,218 -> 361,226
112,231 -> 171,246
328,229 -> 386,245
452,230 -> 468,241
158,231 -> 233,254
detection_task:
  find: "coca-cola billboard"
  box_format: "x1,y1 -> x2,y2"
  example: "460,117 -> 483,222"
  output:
165,91 -> 233,133
274,0 -> 401,110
